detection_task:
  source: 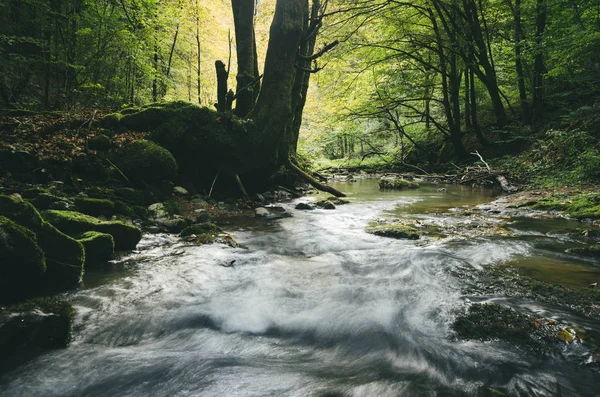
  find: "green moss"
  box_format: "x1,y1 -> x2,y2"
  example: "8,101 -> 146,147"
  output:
42,210 -> 142,250
0,216 -> 46,302
77,231 -> 114,263
378,178 -> 420,190
88,134 -> 112,151
452,303 -> 557,353
366,223 -> 420,240
74,197 -> 115,217
528,192 -> 600,219
0,297 -> 75,356
180,222 -> 222,238
112,140 -> 177,182
0,195 -> 84,290
0,194 -> 44,230
36,222 -> 85,289
100,113 -> 123,129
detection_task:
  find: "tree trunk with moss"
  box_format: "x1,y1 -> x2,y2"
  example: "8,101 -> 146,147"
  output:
247,0 -> 307,175
231,0 -> 258,117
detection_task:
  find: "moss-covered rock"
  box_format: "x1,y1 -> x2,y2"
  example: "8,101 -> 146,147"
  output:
378,178 -> 420,190
42,210 -> 142,250
0,216 -> 46,302
74,197 -> 115,217
0,194 -> 44,230
36,222 -> 85,288
0,195 -> 84,289
0,298 -> 75,360
100,112 -> 123,129
88,134 -> 112,151
366,223 -> 421,240
77,231 -> 114,263
315,200 -> 336,209
111,140 -> 177,183
452,303 -> 559,353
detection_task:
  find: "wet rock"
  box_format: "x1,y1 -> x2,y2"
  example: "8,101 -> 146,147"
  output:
366,223 -> 420,240
174,186 -> 189,196
437,188 -> 448,193
315,200 -> 336,210
452,303 -> 559,353
295,202 -> 315,210
255,206 -> 291,218
148,203 -> 169,220
325,196 -> 350,205
161,217 -> 188,233
180,223 -> 243,248
0,298 -> 75,360
589,283 -> 597,289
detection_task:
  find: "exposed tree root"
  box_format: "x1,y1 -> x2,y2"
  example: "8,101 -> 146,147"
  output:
288,160 -> 346,197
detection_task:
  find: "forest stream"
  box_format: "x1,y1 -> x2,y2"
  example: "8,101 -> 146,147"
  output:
1,179 -> 600,397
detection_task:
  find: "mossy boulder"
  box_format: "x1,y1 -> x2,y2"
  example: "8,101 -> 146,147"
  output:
88,134 -> 112,151
0,195 -> 84,289
378,178 -> 420,190
99,112 -> 123,129
0,298 -> 75,361
366,223 -> 421,240
111,140 -> 177,183
42,210 -> 142,250
0,216 -> 46,302
36,222 -> 85,288
77,231 -> 115,263
0,194 -> 44,230
74,197 -> 115,217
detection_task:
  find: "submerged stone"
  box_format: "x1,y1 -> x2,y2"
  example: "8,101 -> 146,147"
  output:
366,223 -> 420,240
378,178 -> 420,190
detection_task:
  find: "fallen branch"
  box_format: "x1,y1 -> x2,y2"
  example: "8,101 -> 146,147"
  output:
288,160 -> 346,197
208,172 -> 219,198
276,185 -> 302,198
234,173 -> 249,199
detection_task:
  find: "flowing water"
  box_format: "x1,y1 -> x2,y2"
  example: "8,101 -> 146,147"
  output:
1,180 -> 600,396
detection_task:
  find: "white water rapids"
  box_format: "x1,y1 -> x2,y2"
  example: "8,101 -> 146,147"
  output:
1,180 -> 598,396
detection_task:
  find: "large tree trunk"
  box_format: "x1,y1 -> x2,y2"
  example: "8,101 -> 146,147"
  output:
249,0 -> 308,173
533,0 -> 546,121
231,0 -> 257,117
513,0 -> 531,124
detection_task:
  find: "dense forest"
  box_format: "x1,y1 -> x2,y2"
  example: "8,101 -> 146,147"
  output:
2,1 -> 600,394
2,0 -> 600,185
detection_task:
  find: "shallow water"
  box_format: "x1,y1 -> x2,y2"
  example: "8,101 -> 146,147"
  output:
1,180 -> 599,397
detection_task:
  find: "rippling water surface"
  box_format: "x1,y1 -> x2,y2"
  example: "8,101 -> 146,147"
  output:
1,180 -> 599,396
